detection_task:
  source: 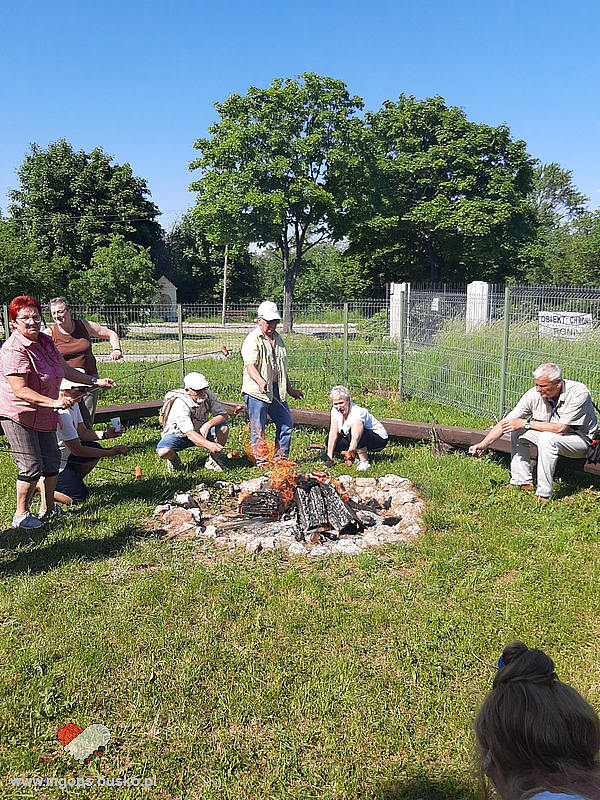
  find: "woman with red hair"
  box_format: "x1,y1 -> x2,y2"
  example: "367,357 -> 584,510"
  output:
0,296 -> 116,528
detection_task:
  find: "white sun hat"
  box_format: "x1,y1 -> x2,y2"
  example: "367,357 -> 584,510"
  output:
256,301 -> 281,321
184,372 -> 210,390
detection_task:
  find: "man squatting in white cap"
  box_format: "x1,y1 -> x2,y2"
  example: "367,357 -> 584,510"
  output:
156,372 -> 228,471
241,301 -> 304,467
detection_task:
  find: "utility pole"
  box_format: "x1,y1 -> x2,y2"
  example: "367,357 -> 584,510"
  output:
220,244 -> 229,326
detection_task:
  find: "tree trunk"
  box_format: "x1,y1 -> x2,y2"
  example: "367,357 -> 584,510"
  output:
279,224 -> 304,333
282,262 -> 295,333
424,237 -> 443,288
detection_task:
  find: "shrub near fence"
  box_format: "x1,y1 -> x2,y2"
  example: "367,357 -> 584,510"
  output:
3,287 -> 600,421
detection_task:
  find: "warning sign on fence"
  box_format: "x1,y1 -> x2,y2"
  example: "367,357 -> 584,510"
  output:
538,311 -> 593,339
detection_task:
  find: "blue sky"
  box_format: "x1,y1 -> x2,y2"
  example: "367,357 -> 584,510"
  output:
3,0 -> 599,231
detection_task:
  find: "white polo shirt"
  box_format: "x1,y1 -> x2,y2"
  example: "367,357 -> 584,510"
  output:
331,402 -> 388,439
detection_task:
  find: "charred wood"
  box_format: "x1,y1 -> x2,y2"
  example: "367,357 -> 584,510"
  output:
319,482 -> 364,535
308,486 -> 328,529
295,487 -> 322,532
238,491 -> 279,517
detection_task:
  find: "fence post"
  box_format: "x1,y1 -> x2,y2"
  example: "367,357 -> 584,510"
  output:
398,290 -> 406,396
2,305 -> 9,341
177,304 -> 185,385
343,303 -> 349,385
498,287 -> 511,419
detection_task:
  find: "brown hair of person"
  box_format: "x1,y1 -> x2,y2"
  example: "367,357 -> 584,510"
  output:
475,641 -> 600,800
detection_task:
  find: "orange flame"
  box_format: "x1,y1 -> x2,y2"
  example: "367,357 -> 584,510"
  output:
331,476 -> 350,503
271,459 -> 299,508
244,420 -> 276,467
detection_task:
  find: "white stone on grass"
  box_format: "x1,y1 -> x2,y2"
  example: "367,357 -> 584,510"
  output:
288,541 -> 308,555
258,537 -> 276,551
378,474 -> 410,488
332,539 -> 362,555
174,493 -> 198,508
238,476 -> 270,493
307,545 -> 331,557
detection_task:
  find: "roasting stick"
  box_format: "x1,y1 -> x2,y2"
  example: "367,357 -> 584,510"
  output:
0,448 -> 141,479
83,345 -> 231,395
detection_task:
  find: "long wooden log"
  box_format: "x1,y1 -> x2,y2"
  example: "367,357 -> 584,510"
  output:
94,399 -> 600,477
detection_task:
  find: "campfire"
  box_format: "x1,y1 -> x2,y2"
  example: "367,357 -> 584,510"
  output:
238,468 -> 363,538
154,469 -> 425,558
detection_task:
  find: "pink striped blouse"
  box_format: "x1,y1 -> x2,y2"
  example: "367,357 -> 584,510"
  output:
0,331 -> 64,431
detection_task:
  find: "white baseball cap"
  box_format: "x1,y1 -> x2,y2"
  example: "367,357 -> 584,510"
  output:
256,301 -> 281,322
184,372 -> 209,391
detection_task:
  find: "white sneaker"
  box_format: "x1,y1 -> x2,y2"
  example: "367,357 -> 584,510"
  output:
356,461 -> 371,472
166,454 -> 183,473
38,506 -> 70,522
204,454 -> 225,472
12,511 -> 43,529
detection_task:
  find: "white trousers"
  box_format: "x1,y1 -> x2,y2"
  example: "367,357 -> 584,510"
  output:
510,430 -> 589,498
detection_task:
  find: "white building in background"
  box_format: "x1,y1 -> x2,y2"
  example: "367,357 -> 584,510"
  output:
156,275 -> 177,321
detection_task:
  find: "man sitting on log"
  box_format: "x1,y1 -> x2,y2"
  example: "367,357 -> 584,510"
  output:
468,363 -> 598,502
156,372 -> 229,472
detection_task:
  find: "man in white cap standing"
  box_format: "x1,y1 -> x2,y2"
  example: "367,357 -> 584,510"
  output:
156,372 -> 229,471
241,301 -> 304,466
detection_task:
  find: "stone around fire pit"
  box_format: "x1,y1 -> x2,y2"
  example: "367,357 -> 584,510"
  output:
153,473 -> 425,558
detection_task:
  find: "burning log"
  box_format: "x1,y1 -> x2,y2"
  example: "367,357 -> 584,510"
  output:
235,472 -> 365,537
319,482 -> 364,536
238,490 -> 280,517
295,486 -> 328,532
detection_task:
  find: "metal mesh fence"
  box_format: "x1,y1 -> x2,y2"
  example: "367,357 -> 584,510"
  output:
400,284 -> 600,418
3,286 -> 600,420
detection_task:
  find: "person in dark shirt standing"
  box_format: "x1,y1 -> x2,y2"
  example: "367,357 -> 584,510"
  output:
44,296 -> 122,426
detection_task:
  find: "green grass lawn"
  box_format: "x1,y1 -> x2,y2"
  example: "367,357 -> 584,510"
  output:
1,413 -> 600,799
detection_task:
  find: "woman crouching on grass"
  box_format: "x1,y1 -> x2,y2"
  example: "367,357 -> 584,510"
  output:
0,296 -> 116,529
475,641 -> 600,800
325,385 -> 388,472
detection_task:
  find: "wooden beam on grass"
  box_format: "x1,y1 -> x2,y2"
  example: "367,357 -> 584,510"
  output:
94,400 -> 599,477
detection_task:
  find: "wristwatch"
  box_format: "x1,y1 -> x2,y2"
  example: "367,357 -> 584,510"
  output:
523,420 -> 531,431
90,376 -> 98,385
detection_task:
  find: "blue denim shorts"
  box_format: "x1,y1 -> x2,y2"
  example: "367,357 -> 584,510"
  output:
156,424 -> 225,453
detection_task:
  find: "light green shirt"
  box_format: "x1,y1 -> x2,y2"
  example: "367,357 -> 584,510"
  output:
241,326 -> 288,402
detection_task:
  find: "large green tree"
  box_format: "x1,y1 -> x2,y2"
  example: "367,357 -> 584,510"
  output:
332,95 -> 537,286
529,162 -> 588,229
68,236 -> 157,305
535,212 -> 600,286
254,243 -> 380,303
522,162 -> 589,283
190,73 -> 363,330
9,139 -> 162,274
0,219 -> 68,304
166,212 -> 258,303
